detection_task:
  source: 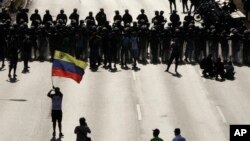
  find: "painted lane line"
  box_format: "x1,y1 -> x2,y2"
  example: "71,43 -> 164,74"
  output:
136,104 -> 142,121
216,106 -> 227,123
132,71 -> 136,81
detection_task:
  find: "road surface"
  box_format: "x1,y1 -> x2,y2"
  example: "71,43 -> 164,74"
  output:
0,0 -> 250,141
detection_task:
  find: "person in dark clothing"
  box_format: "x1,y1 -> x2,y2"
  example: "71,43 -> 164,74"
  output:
30,9 -> 42,28
150,129 -> 164,141
242,29 -> 250,65
22,34 -> 32,73
181,0 -> 189,13
121,30 -> 131,68
170,10 -> 180,28
47,26 -> 57,60
85,11 -> 96,26
149,27 -> 160,63
137,9 -> 149,26
95,8 -> 107,26
56,9 -> 68,24
108,28 -> 121,70
89,32 -> 102,69
122,9 -> 133,26
230,29 -> 242,64
158,10 -> 166,30
0,8 -> 11,22
69,9 -> 80,25
29,26 -> 38,60
0,22 -> 7,68
152,11 -> 161,26
16,8 -> 28,25
47,87 -> 64,138
8,28 -> 19,78
214,58 -> 225,80
201,54 -> 214,78
74,117 -> 91,141
169,0 -> 177,14
131,32 -> 140,69
166,37 -> 180,73
113,10 -> 122,22
43,10 -> 53,25
224,61 -> 235,80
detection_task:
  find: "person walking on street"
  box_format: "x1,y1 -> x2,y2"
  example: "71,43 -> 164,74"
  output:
47,87 -> 64,138
166,37 -> 180,73
172,128 -> 186,141
150,129 -> 164,141
74,117 -> 91,141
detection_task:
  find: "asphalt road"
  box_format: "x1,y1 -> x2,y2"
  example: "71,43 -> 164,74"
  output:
0,0 -> 250,141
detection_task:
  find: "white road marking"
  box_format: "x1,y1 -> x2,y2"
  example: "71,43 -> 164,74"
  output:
136,104 -> 142,121
132,71 -> 136,81
216,106 -> 227,123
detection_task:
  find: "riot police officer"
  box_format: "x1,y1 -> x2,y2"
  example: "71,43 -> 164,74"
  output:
43,10 -> 53,25
95,8 -> 107,26
170,10 -> 180,28
69,8 -> 79,25
122,9 -> 133,26
113,10 -> 122,22
0,8 -> 11,22
56,9 -> 68,24
30,9 -> 42,28
85,11 -> 96,26
22,34 -> 32,73
16,8 -> 28,25
137,9 -> 149,26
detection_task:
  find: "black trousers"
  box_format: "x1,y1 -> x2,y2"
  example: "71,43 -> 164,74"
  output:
167,53 -> 179,71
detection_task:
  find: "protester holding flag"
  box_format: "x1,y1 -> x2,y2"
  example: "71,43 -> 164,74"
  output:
47,87 -> 64,138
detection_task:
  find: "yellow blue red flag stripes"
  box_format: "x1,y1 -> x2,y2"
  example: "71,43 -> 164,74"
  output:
52,50 -> 88,83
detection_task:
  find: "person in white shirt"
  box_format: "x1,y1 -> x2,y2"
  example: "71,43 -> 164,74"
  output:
47,87 -> 64,137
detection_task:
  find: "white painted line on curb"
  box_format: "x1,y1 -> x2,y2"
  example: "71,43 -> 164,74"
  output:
132,71 -> 136,81
216,106 -> 227,123
136,104 -> 142,121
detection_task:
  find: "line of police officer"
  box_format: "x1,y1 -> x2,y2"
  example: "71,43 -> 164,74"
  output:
0,7 -> 250,75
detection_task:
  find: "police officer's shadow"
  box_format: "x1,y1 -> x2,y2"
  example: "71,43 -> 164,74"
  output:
50,137 -> 62,141
167,71 -> 182,78
6,77 -> 19,83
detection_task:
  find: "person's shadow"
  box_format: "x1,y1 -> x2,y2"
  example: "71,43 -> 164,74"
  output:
50,137 -> 62,141
167,71 -> 182,78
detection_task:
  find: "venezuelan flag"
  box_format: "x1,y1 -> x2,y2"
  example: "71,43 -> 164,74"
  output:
52,50 -> 88,83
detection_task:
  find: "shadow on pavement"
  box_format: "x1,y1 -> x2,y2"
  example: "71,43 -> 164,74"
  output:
50,137 -> 62,141
0,99 -> 27,102
167,71 -> 182,78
